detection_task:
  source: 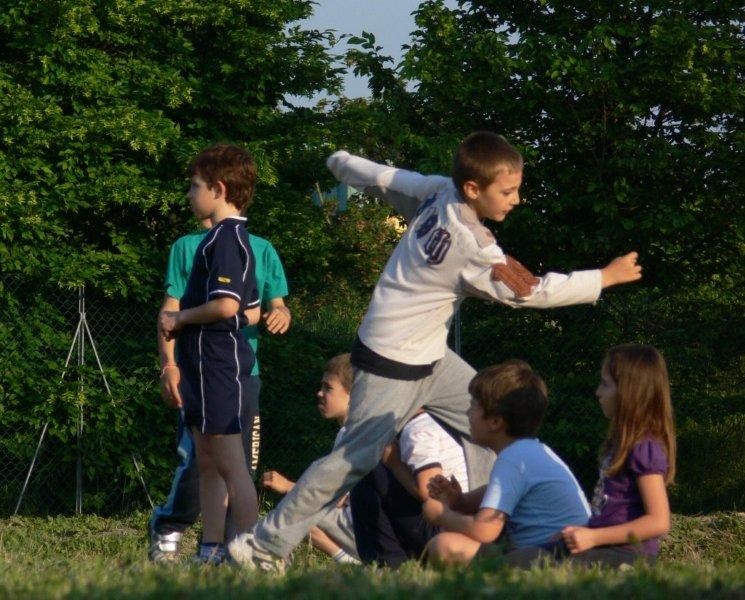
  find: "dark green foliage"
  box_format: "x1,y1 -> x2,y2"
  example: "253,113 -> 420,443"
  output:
338,0 -> 744,512
0,0 -> 742,516
0,0 -> 341,298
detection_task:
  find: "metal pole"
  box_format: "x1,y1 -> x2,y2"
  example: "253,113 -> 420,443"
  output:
75,286 -> 84,514
17,284 -> 154,515
82,316 -> 153,508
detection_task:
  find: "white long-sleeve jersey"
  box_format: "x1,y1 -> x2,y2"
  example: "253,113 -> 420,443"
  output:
327,151 -> 602,368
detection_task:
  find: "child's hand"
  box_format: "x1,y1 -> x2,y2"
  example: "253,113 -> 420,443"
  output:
262,470 -> 293,494
601,252 -> 642,288
159,311 -> 183,341
427,473 -> 462,508
422,499 -> 446,525
160,365 -> 182,409
263,306 -> 291,334
561,525 -> 597,554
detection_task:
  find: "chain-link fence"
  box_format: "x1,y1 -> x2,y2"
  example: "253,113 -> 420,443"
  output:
1,274 -> 742,517
0,275 -> 161,516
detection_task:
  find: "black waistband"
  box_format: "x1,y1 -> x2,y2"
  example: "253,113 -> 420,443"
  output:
350,337 -> 437,381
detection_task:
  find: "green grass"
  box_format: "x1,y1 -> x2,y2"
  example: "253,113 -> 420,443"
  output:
0,512 -> 743,599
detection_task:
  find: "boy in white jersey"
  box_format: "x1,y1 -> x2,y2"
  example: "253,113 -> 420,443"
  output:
351,409 -> 469,567
229,131 -> 642,570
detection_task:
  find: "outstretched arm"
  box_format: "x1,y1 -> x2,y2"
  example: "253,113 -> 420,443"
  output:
464,250 -> 642,311
326,151 -> 450,221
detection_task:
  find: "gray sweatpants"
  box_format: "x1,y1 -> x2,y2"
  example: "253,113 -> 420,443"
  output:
255,349 -> 495,558
316,506 -> 359,560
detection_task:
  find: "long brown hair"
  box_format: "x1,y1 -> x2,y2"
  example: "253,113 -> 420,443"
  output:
602,344 -> 676,484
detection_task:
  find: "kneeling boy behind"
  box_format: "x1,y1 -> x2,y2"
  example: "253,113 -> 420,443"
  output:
427,360 -> 589,565
262,354 -> 360,564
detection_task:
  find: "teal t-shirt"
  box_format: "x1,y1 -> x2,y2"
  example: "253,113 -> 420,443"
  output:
164,230 -> 289,376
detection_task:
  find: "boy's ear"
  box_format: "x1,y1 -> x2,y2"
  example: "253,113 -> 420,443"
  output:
213,180 -> 227,200
462,180 -> 480,201
488,415 -> 505,433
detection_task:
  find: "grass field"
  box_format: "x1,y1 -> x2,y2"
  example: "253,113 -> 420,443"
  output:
1,512 -> 743,599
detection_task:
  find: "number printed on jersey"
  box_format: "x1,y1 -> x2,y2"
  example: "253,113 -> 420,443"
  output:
423,227 -> 451,265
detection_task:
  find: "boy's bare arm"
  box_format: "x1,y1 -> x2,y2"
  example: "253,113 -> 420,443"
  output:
158,294 -> 182,408
455,485 -> 488,514
416,467 -> 458,520
427,505 -> 506,543
382,442 -> 421,499
429,474 -> 486,515
244,305 -> 261,326
160,297 -> 240,340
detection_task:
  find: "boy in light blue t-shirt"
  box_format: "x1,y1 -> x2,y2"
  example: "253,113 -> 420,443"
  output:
426,360 -> 589,566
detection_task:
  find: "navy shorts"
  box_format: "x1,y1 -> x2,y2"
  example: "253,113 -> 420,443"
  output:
176,327 -> 255,435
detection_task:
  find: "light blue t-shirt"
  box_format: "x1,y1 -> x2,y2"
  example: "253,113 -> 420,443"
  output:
164,230 -> 289,376
480,438 -> 590,548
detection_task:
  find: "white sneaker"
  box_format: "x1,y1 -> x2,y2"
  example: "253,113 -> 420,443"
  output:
148,531 -> 182,563
227,532 -> 286,573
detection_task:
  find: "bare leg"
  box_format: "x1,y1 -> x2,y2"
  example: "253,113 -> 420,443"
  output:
310,526 -> 343,557
426,532 -> 481,566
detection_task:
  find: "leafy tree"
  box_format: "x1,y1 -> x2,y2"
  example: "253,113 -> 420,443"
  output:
0,0 -> 355,514
340,0 -> 744,508
346,0 -> 743,283
0,0 -> 341,298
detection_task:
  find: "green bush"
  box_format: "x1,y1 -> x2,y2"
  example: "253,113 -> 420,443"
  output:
673,414 -> 745,513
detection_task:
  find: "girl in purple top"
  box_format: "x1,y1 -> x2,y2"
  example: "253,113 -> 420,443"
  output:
561,344 -> 676,566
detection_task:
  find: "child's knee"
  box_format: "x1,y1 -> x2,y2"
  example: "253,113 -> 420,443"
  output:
427,533 -> 475,566
426,534 -> 449,562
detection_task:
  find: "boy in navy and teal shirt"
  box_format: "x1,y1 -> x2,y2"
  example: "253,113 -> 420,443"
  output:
151,144 -> 290,563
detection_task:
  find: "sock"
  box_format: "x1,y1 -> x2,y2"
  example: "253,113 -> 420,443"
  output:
332,549 -> 360,564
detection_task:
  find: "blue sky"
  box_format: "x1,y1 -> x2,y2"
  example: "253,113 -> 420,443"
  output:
298,0 -> 458,100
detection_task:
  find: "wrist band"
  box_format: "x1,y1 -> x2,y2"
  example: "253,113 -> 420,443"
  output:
160,364 -> 178,376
